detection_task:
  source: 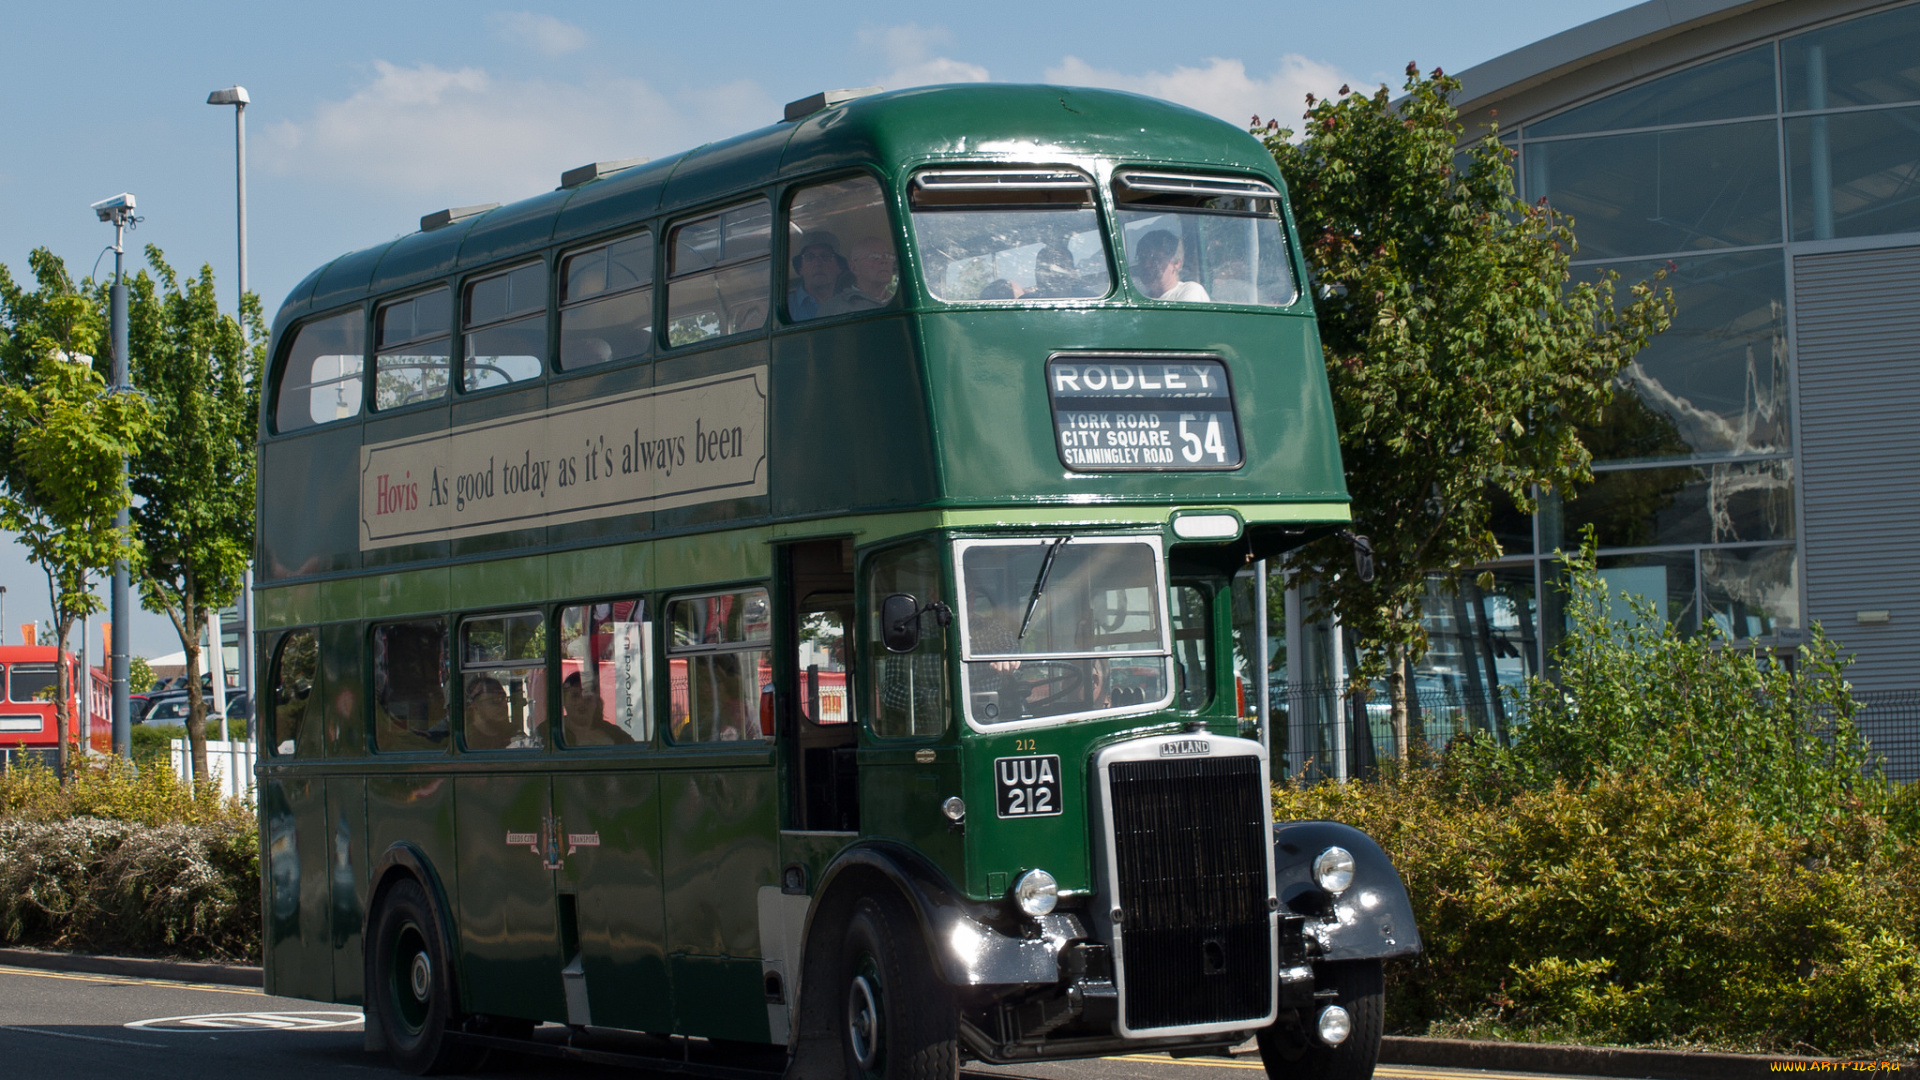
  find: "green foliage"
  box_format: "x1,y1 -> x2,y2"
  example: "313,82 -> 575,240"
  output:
0,754 -> 252,830
0,249 -> 151,772
128,655 -> 154,694
123,245 -> 263,783
1257,66 -> 1675,745
1465,540 -> 1881,832
1277,764 -> 1920,1057
130,719 -> 248,768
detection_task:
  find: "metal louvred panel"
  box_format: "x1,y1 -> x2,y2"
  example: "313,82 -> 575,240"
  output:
1793,246 -> 1920,692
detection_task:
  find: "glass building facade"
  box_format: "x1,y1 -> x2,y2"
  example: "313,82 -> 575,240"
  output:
1268,1 -> 1920,774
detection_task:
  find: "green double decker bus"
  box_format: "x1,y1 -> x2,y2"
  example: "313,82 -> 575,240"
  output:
255,84 -> 1419,1079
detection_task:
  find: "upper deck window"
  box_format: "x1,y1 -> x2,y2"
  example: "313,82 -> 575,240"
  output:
666,200 -> 771,347
908,169 -> 1111,302
374,289 -> 452,410
463,263 -> 547,392
1113,172 -> 1297,307
787,176 -> 898,321
560,232 -> 653,369
274,311 -> 364,433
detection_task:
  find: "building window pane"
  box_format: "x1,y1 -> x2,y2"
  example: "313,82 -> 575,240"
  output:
374,290 -> 451,410
1784,3 -> 1920,112
274,311 -> 363,432
1531,121 -> 1781,258
1593,552 -> 1699,634
560,232 -> 652,369
559,598 -> 650,746
1581,251 -> 1790,461
463,263 -> 546,392
1526,45 -> 1778,139
1568,459 -> 1794,549
373,620 -> 448,752
1702,544 -> 1799,638
1788,106 -> 1920,241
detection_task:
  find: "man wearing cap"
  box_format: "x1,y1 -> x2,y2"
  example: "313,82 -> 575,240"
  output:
788,231 -> 850,320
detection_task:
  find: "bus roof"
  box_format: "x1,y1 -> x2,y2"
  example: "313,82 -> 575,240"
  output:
274,84 -> 1282,331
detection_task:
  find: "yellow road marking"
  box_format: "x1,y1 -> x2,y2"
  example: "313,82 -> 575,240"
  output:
0,964 -> 262,997
1107,1053 -> 1595,1080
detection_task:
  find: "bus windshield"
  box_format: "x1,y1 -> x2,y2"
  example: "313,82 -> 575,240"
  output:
1114,172 -> 1297,307
957,536 -> 1170,725
909,169 -> 1112,302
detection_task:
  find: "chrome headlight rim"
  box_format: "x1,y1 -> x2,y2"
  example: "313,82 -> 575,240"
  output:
1312,846 -> 1356,894
1012,868 -> 1059,917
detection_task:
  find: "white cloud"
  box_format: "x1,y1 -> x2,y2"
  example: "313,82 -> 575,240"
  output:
857,24 -> 989,89
1045,54 -> 1354,129
488,11 -> 589,58
259,61 -> 778,209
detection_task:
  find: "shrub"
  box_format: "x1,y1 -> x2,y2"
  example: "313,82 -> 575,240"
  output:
1276,764 -> 1920,1057
0,816 -> 258,960
0,754 -> 252,830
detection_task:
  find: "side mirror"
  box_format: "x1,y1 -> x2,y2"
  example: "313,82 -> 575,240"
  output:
881,593 -> 922,653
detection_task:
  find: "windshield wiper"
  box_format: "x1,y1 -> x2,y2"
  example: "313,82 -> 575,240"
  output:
1017,536 -> 1070,640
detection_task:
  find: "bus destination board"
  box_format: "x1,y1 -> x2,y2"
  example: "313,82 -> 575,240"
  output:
1046,356 -> 1242,471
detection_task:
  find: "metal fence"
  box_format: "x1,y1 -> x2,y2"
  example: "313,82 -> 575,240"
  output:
1266,681 -> 1920,784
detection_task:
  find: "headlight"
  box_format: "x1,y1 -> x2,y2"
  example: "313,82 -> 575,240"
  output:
1012,868 -> 1058,916
1312,846 -> 1355,894
1315,1004 -> 1352,1046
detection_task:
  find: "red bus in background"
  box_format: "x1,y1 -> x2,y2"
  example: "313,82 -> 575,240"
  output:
0,646 -> 112,766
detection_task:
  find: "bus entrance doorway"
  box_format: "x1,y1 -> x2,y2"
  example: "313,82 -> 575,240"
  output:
783,540 -> 858,832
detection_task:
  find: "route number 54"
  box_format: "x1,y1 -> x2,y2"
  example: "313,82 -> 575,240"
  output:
1178,415 -> 1228,464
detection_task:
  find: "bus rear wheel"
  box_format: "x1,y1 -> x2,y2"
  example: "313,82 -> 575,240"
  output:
838,894 -> 957,1080
370,878 -> 478,1075
1255,959 -> 1384,1080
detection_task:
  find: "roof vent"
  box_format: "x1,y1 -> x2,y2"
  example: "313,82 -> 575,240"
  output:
783,86 -> 882,123
560,157 -> 649,190
420,203 -> 499,232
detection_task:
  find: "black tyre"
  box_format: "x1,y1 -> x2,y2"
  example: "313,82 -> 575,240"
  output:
838,893 -> 958,1080
369,878 -> 480,1075
1255,959 -> 1384,1080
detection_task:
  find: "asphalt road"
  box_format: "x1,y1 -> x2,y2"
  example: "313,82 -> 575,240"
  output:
0,963 -> 1608,1080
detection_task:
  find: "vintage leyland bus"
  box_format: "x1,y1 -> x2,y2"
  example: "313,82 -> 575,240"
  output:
254,84 -> 1418,1079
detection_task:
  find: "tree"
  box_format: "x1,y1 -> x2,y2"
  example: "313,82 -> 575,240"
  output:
124,247 -> 262,784
0,250 -> 149,778
1258,66 -> 1676,757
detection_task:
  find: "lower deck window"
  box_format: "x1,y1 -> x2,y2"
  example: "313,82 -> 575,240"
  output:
666,589 -> 771,743
461,612 -> 546,751
560,599 -> 651,747
373,621 -> 449,752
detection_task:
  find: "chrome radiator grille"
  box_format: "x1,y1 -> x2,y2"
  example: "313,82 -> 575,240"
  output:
1107,754 -> 1272,1032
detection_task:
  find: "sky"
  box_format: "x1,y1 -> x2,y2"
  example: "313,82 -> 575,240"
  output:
0,0 -> 1642,663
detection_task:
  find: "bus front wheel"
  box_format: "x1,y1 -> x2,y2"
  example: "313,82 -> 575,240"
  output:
1255,959 -> 1384,1080
370,878 -> 478,1075
838,894 -> 957,1080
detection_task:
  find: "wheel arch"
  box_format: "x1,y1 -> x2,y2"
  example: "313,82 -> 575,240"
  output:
360,841 -> 464,1051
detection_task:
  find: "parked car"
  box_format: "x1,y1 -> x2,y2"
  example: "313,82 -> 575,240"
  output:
137,688 -> 252,725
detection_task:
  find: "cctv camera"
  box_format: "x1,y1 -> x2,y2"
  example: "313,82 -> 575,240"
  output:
91,192 -> 136,222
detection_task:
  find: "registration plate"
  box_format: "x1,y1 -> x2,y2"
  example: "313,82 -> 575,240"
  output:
995,754 -> 1063,818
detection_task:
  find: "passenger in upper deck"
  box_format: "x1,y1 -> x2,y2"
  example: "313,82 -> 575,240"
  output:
789,232 -> 850,320
826,236 -> 898,312
1133,230 -> 1210,303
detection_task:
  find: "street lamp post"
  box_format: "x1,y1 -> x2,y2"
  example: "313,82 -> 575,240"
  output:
91,192 -> 136,760
207,85 -> 254,719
